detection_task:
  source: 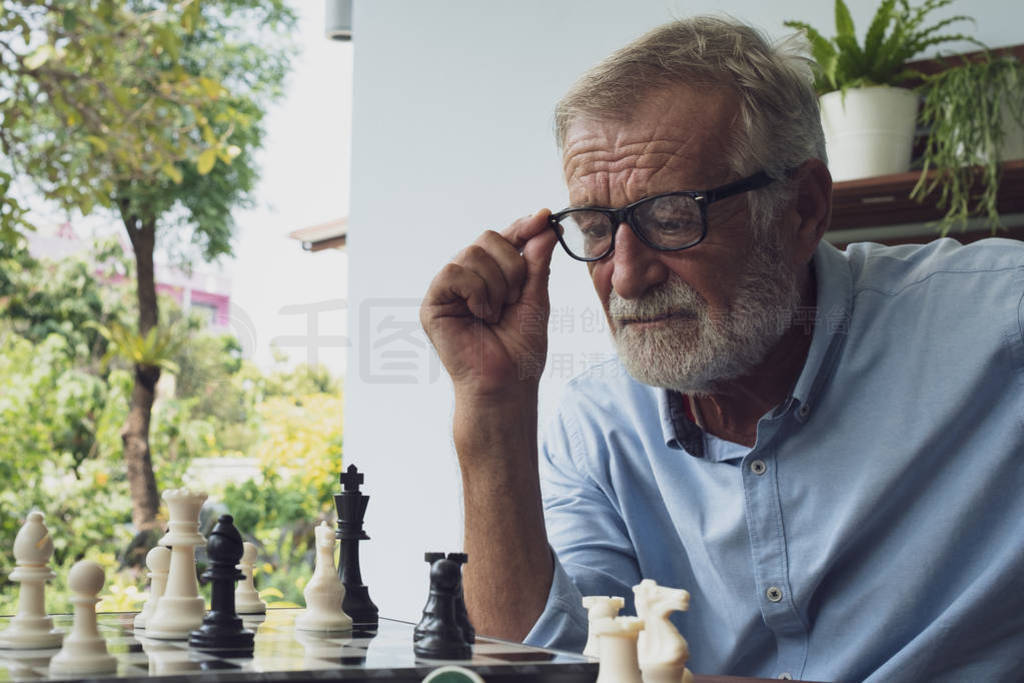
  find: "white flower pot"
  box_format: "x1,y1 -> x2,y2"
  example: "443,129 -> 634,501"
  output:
819,86 -> 920,182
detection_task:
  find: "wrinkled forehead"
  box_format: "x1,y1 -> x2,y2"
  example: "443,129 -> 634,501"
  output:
560,85 -> 741,206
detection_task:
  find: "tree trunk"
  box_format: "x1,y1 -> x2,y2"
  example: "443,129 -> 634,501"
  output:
120,204 -> 162,536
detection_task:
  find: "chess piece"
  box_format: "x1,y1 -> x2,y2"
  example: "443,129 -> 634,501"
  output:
414,552 -> 446,644
582,595 -> 626,657
413,557 -> 471,660
235,542 -> 267,615
633,579 -> 694,683
145,488 -> 208,640
0,511 -> 63,649
49,560 -> 118,675
295,521 -> 353,633
188,515 -> 255,653
446,552 -> 475,644
134,546 -> 171,630
593,616 -> 644,683
334,464 -> 378,626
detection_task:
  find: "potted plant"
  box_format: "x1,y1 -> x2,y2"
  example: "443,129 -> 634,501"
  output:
786,0 -> 977,181
912,53 -> 1024,233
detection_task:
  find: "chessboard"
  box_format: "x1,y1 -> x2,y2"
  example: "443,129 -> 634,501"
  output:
0,608 -> 599,683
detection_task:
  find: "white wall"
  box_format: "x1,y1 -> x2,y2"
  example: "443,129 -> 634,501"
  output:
344,0 -> 1022,621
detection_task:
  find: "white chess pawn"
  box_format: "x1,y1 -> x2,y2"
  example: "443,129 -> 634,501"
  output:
582,595 -> 626,657
145,489 -> 209,640
49,560 -> 118,675
295,521 -> 352,632
633,579 -> 694,683
0,511 -> 63,649
235,541 -> 267,615
593,616 -> 644,683
133,546 -> 171,630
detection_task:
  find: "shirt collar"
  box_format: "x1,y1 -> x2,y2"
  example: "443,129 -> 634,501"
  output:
658,240 -> 853,452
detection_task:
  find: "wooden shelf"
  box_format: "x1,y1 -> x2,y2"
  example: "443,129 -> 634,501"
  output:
825,158 -> 1024,248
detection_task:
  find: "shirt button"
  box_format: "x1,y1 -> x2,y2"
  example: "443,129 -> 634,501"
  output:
797,403 -> 811,418
777,674 -> 793,680
766,586 -> 783,602
750,459 -> 767,475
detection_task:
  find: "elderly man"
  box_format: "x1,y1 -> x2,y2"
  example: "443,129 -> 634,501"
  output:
420,16 -> 1024,682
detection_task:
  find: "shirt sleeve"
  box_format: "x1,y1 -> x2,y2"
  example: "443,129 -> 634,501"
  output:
524,398 -> 642,650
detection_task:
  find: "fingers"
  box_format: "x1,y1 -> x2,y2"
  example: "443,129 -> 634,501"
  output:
424,210 -> 558,325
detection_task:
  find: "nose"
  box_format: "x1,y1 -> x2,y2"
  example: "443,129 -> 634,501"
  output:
609,221 -> 669,299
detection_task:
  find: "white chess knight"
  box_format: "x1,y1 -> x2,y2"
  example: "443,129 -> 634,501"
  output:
133,546 -> 171,630
633,579 -> 694,683
295,521 -> 352,632
582,595 -> 626,657
0,511 -> 63,649
49,560 -> 117,675
235,541 -> 267,615
144,489 -> 209,640
593,616 -> 645,683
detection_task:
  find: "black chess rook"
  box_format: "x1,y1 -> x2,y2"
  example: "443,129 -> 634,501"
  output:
188,515 -> 254,654
446,552 -> 476,644
413,557 -> 472,661
334,464 -> 379,627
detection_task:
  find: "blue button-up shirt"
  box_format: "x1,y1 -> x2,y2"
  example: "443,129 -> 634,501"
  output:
525,238 -> 1024,682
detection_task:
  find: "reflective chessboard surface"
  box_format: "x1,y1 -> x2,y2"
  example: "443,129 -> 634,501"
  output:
0,609 -> 599,683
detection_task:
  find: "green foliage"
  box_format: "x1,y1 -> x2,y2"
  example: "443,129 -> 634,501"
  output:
785,0 -> 978,94
912,55 -> 1024,233
1,238 -> 346,615
88,320 -> 184,374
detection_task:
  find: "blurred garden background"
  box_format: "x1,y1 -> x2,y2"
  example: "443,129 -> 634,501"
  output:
1,1 -> 348,613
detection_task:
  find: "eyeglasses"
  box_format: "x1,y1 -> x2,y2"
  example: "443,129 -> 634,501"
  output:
548,170 -> 777,262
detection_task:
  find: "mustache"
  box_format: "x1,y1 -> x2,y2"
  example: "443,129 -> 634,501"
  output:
608,277 -> 705,322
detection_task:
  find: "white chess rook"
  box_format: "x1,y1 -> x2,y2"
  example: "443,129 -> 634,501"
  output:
295,521 -> 352,632
235,541 -> 267,615
0,511 -> 63,649
594,616 -> 645,683
582,595 -> 626,658
634,579 -> 694,683
145,489 -> 209,640
134,546 -> 171,630
49,560 -> 117,675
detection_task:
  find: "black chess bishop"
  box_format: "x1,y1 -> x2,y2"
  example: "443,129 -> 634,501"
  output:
188,515 -> 254,654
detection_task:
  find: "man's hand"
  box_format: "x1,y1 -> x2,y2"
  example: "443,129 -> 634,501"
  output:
420,210 -> 559,401
419,210 -> 560,641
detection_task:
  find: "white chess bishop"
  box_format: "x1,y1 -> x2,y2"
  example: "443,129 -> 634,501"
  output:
582,595 -> 626,657
634,579 -> 694,683
0,511 -> 63,649
295,521 -> 352,632
144,489 -> 209,640
235,541 -> 267,615
49,560 -> 117,675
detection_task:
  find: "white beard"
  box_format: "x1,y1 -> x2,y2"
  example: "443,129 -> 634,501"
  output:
608,243 -> 802,395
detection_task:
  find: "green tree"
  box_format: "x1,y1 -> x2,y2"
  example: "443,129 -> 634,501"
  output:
1,1 -> 296,540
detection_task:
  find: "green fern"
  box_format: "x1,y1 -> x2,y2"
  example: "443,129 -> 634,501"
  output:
86,321 -> 183,374
784,0 -> 980,95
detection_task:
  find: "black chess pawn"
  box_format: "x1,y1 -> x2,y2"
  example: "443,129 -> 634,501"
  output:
413,558 -> 471,660
334,464 -> 379,626
188,515 -> 254,655
446,552 -> 475,644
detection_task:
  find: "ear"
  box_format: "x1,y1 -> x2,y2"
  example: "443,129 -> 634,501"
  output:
788,158 -> 832,265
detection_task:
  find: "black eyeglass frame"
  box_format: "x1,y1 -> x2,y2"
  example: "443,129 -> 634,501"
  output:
548,170 -> 777,262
